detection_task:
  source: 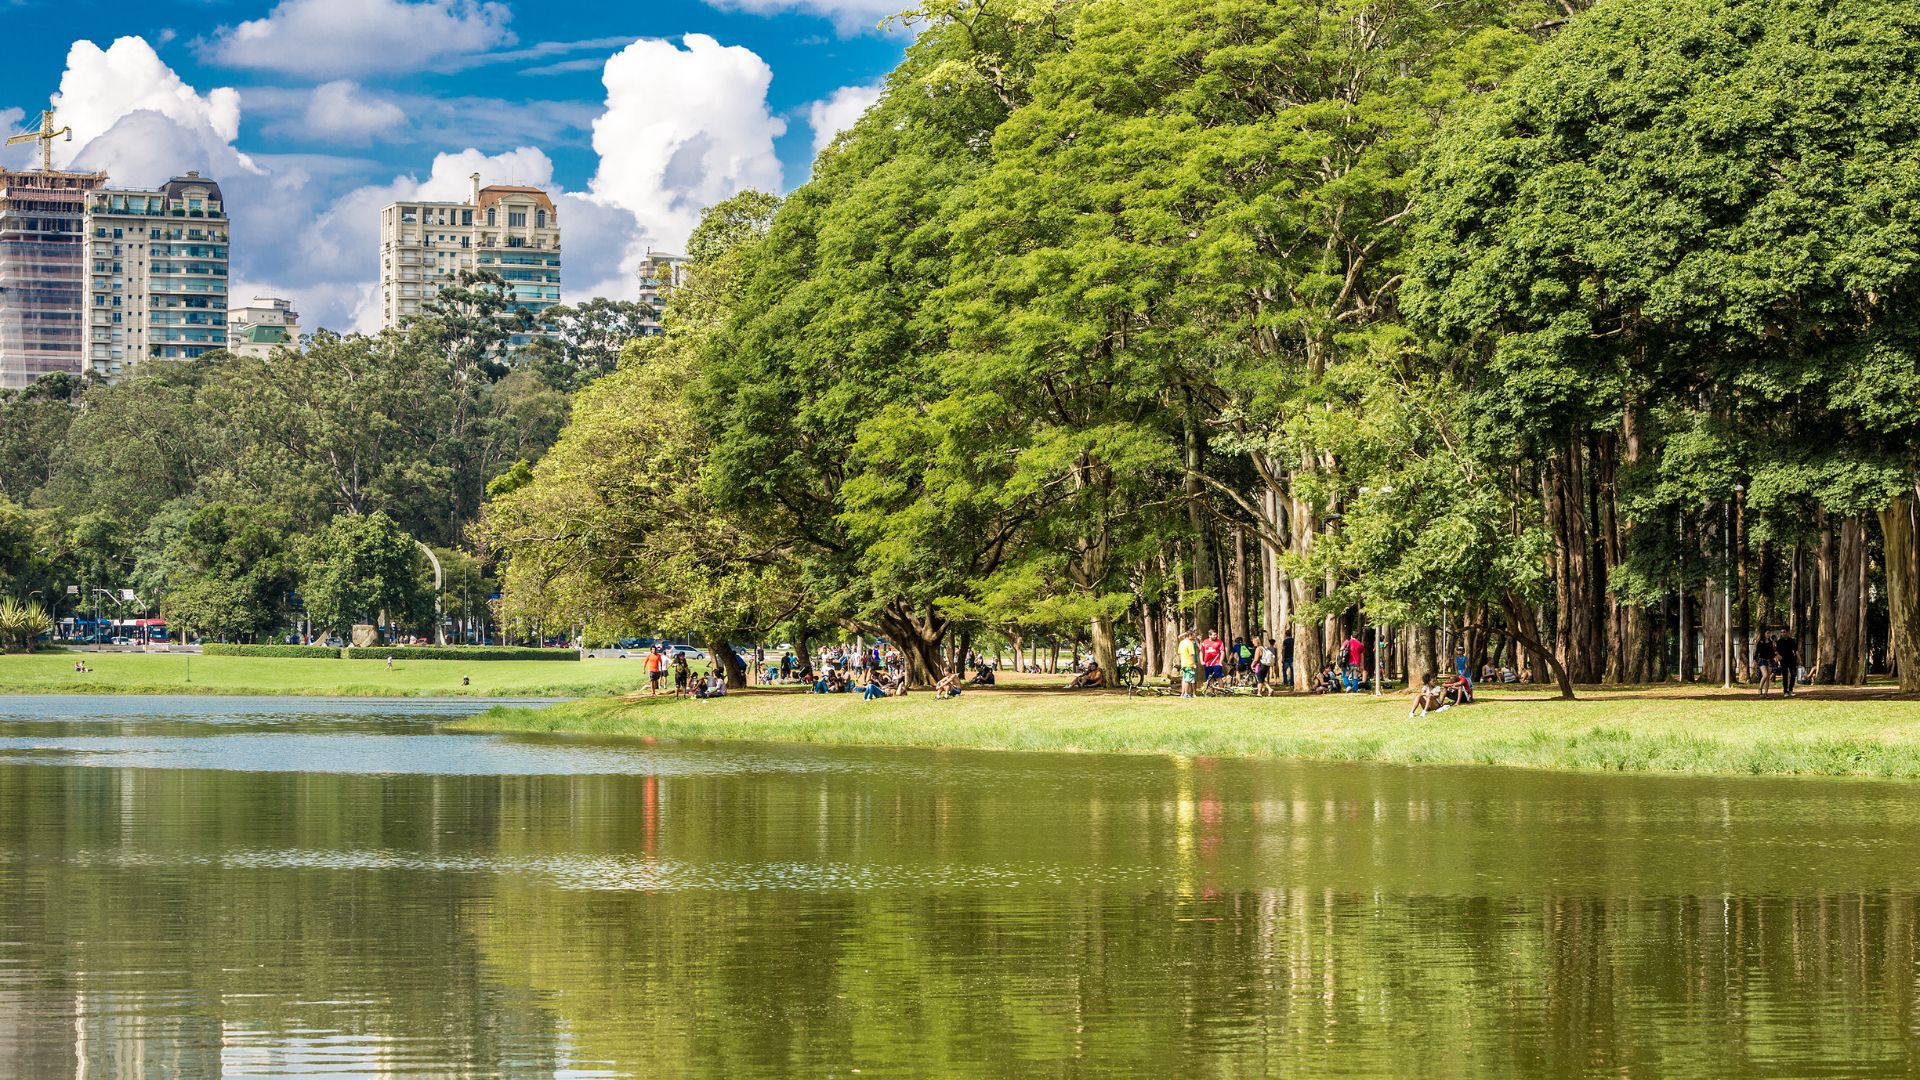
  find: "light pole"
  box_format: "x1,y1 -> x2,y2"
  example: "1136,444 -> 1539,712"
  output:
92,589 -> 116,652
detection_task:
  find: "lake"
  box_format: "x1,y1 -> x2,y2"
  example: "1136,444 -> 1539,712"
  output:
0,695 -> 1916,1078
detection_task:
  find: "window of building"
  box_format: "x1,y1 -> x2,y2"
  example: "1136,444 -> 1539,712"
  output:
537,209 -> 547,228
508,211 -> 527,228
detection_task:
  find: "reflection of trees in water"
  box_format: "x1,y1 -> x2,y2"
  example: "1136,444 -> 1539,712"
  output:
0,766 -> 565,1077
5,760 -> 1920,1077
470,885 -> 1920,1078
466,771 -> 1920,1079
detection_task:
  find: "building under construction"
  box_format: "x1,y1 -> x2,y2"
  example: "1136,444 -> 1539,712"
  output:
0,167 -> 108,390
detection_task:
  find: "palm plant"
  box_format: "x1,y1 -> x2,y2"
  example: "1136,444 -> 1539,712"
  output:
0,598 -> 53,653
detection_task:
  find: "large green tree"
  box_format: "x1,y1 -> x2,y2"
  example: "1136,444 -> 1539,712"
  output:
1410,0 -> 1920,687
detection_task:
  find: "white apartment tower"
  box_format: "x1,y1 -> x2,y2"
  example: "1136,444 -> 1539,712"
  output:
635,251 -> 688,336
80,172 -> 230,378
379,174 -> 560,333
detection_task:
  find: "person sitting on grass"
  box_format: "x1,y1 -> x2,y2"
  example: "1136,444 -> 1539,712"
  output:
970,663 -> 995,686
1066,663 -> 1104,690
1410,674 -> 1444,718
1310,664 -> 1338,694
1438,672 -> 1473,709
934,671 -> 965,699
861,671 -> 887,701
694,673 -> 727,699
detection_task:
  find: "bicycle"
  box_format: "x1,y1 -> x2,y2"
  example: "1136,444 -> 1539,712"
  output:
1124,664 -> 1178,697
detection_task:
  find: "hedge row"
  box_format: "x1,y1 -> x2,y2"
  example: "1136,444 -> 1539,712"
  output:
198,644 -> 581,661
201,644 -> 341,658
340,646 -> 579,662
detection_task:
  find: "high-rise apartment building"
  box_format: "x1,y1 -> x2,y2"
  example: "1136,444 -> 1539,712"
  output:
0,167 -> 107,389
228,296 -> 300,359
379,175 -> 560,336
635,251 -> 688,336
81,172 -> 229,378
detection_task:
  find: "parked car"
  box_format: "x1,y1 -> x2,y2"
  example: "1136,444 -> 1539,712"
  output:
661,644 -> 707,661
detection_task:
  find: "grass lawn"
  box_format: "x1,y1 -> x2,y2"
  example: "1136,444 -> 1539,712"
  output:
454,674 -> 1920,779
0,651 -> 655,698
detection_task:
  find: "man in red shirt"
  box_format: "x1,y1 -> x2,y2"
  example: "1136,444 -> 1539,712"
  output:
1199,630 -> 1226,686
1344,632 -> 1364,691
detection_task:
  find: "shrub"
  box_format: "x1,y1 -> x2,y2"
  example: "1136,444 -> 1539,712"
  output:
340,646 -> 580,662
201,643 -> 343,658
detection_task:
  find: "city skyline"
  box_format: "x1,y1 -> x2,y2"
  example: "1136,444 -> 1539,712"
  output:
0,0 -> 910,332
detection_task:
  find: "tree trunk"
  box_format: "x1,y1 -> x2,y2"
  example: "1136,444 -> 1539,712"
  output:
1287,494 -> 1324,689
1735,488 -> 1751,681
1260,488 -> 1286,645
714,641 -> 748,689
1873,495 -> 1920,687
1546,437 -> 1605,683
1504,593 -> 1574,699
1090,614 -> 1119,688
1407,623 -> 1435,687
1831,515 -> 1866,684
877,605 -> 945,687
1817,512 -> 1837,682
1228,527 -> 1251,645
1184,408 -> 1218,634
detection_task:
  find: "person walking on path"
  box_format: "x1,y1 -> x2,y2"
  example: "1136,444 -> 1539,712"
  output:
1755,632 -> 1777,696
1773,631 -> 1801,697
1177,631 -> 1199,699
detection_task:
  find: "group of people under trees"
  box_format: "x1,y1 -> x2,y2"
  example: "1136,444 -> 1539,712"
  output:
640,645 -> 729,700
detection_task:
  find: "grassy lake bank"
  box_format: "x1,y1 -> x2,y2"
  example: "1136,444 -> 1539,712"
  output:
0,652 -> 652,698
454,679 -> 1920,779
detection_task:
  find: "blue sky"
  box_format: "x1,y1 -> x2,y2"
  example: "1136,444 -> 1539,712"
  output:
1,0 -> 911,329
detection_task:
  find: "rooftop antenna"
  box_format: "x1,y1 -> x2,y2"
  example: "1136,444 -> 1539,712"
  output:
7,109 -> 73,173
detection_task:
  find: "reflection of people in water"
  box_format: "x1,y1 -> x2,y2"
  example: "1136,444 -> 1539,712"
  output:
1066,664 -> 1103,689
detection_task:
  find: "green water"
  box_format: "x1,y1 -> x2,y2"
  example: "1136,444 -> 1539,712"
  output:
1,696 -> 1917,1078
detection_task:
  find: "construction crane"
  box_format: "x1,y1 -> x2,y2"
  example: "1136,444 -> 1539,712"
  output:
7,109 -> 72,173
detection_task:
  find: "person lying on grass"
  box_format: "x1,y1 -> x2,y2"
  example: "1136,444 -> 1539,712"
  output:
1065,664 -> 1103,689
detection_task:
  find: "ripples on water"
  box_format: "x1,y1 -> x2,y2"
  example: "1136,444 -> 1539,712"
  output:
1,694 -> 1919,1078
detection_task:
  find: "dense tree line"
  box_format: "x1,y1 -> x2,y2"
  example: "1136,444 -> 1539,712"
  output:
0,281 -> 632,642
12,0 -> 1916,690
486,0 -> 1920,693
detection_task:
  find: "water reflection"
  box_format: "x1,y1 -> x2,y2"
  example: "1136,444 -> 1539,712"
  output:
0,698 -> 1917,1076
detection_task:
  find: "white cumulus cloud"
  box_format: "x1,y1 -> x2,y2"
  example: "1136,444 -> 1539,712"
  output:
51,37 -> 243,169
31,32 -> 785,334
198,0 -> 514,77
302,82 -> 409,145
806,81 -> 883,153
702,0 -> 904,35
588,34 -> 785,251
